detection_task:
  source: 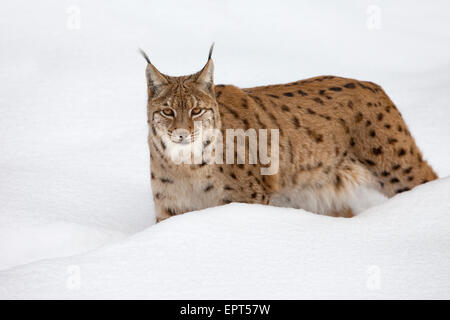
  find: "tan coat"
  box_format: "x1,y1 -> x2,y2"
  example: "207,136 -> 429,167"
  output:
141,49 -> 437,222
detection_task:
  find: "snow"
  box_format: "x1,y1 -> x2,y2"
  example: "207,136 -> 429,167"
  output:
1,0 -> 449,299
0,218 -> 125,271
1,178 -> 449,299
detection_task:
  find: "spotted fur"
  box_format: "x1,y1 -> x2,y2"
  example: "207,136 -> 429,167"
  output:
142,48 -> 438,222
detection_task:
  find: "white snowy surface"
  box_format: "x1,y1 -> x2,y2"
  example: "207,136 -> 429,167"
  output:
0,178 -> 449,299
1,0 -> 450,299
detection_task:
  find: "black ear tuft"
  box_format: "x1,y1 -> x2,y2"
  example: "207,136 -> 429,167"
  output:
139,48 -> 151,64
208,43 -> 215,61
195,43 -> 215,91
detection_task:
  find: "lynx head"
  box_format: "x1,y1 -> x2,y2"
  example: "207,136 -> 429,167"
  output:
141,45 -> 220,162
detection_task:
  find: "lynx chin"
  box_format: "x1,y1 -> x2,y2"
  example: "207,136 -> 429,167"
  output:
140,44 -> 437,223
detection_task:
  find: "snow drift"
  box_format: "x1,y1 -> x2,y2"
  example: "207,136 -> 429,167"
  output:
0,177 -> 449,299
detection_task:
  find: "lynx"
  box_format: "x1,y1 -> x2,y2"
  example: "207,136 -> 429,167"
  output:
140,45 -> 437,222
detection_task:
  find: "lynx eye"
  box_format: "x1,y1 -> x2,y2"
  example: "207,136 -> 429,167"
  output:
161,108 -> 174,117
190,107 -> 203,117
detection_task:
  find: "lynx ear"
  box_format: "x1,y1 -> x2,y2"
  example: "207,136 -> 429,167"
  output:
195,43 -> 215,93
139,48 -> 168,96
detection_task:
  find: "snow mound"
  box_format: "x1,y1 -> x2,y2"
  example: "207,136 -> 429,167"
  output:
1,177 -> 449,299
0,218 -> 126,270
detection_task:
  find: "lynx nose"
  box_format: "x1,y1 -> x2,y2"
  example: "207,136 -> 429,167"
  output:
172,129 -> 190,143
177,131 -> 188,141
